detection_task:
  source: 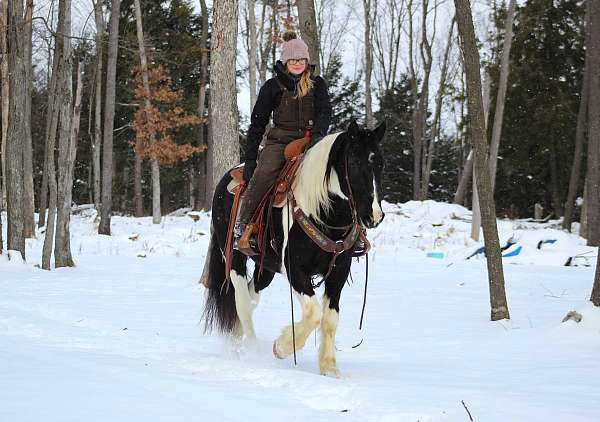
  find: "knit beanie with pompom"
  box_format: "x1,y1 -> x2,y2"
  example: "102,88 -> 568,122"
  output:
280,31 -> 310,63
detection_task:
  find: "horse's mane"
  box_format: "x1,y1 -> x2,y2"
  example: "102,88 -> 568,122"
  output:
292,132 -> 347,225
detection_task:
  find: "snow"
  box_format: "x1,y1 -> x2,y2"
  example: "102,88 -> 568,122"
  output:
1,202 -> 599,421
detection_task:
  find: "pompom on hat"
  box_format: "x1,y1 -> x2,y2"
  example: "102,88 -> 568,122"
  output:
280,31 -> 310,63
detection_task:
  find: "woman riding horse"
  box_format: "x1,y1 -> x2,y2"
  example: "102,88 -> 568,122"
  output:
234,31 -> 332,250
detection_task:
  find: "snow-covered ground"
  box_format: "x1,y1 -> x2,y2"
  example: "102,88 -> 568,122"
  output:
1,201 -> 599,422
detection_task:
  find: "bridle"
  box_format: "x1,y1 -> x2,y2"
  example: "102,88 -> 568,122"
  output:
290,145 -> 371,281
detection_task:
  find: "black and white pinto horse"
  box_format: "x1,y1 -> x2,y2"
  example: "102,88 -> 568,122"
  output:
202,121 -> 386,377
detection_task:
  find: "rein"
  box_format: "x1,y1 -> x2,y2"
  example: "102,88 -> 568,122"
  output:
290,147 -> 371,346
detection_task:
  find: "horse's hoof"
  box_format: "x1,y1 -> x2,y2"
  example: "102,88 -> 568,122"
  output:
320,366 -> 341,378
272,340 -> 285,359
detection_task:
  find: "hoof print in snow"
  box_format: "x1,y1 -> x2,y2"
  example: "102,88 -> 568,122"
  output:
137,252 -> 147,258
562,310 -> 583,323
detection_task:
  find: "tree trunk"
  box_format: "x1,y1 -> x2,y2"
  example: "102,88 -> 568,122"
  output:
563,69 -> 588,231
208,0 -> 239,203
6,0 -> 27,259
580,176 -> 588,238
455,0 -> 510,321
133,0 -> 161,224
99,0 -> 121,235
455,151 -> 473,206
489,0 -> 515,194
470,71 -> 491,241
93,0 -> 104,212
296,0 -> 321,75
39,39 -> 60,229
362,0 -> 375,127
22,0 -> 35,238
54,0 -> 76,269
194,0 -> 209,211
586,0 -> 600,246
422,17 -> 455,199
591,253 -> 600,307
0,0 -> 8,212
248,0 -> 258,108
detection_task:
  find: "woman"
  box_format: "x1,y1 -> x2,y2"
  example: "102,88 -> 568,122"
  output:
234,32 -> 332,248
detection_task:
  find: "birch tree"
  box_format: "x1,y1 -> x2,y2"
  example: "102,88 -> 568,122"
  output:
208,0 -> 239,203
454,0 -> 510,321
99,0 -> 121,235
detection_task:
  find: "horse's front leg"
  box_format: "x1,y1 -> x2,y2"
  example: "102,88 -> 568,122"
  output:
273,266 -> 322,358
319,258 -> 351,377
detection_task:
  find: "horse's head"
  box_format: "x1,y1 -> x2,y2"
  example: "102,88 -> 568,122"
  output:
333,120 -> 386,229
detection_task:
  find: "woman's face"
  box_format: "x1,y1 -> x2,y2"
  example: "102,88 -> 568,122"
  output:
286,58 -> 308,75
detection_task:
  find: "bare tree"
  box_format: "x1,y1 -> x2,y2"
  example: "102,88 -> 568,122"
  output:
454,0 -> 510,321
56,60 -> 84,268
315,0 -> 351,76
193,0 -> 210,211
408,0 -> 435,200
99,0 -> 121,235
591,254 -> 600,307
22,0 -> 35,239
134,0 -> 162,224
421,16 -> 455,199
208,0 -> 239,202
489,0 -> 515,194
92,0 -> 104,212
585,0 -> 600,246
0,0 -> 7,212
296,0 -> 321,75
372,0 -> 406,93
362,0 -> 376,127
247,0 -> 258,108
6,0 -> 28,259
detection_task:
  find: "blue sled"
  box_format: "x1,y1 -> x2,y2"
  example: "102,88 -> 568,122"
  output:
502,245 -> 522,258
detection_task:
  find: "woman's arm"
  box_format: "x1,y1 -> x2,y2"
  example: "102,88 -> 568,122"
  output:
311,76 -> 332,144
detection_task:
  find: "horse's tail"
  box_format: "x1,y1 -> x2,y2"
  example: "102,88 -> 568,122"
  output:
201,174 -> 239,334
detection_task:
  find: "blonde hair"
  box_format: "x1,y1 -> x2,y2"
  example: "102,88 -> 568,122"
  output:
296,68 -> 314,98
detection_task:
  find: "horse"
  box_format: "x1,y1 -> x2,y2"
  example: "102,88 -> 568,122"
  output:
201,120 -> 386,377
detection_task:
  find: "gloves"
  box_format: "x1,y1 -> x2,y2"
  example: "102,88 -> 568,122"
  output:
308,134 -> 324,149
243,160 -> 257,183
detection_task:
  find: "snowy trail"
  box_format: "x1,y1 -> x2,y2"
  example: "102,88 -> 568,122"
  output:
1,204 -> 600,421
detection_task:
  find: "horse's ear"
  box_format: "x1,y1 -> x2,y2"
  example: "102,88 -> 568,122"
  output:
372,120 -> 386,143
347,120 -> 360,140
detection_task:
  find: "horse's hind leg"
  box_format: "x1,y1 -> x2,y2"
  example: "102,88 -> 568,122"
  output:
273,268 -> 322,359
229,252 -> 256,340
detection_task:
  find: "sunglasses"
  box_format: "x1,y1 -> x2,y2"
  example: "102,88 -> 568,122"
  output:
287,58 -> 308,65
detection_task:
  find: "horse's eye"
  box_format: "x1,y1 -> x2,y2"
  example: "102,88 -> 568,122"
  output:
368,152 -> 375,164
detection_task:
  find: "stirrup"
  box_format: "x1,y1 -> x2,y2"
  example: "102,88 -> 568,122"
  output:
235,223 -> 259,256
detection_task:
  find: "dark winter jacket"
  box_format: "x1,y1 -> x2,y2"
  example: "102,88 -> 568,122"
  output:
244,61 -> 332,161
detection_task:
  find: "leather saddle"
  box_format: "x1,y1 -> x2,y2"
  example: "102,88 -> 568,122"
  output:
225,135 -> 310,259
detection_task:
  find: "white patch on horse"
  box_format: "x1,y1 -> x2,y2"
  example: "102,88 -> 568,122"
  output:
319,295 -> 340,377
293,132 -> 344,225
273,293 -> 322,359
229,269 -> 256,340
372,176 -> 383,224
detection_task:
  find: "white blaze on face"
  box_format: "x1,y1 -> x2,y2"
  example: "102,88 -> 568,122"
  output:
372,176 -> 383,224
